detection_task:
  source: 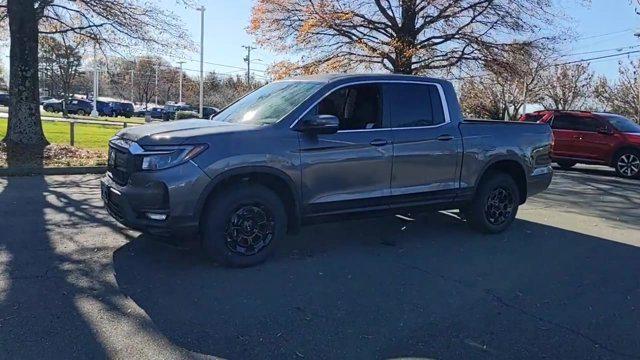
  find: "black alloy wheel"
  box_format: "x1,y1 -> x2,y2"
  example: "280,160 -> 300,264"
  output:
225,204 -> 275,256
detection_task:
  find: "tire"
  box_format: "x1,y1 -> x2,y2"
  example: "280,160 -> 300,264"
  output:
465,172 -> 520,234
556,160 -> 577,169
614,149 -> 640,179
44,106 -> 53,113
77,109 -> 85,116
200,183 -> 287,267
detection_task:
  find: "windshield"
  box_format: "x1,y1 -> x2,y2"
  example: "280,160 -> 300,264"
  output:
602,114 -> 640,133
214,81 -> 323,125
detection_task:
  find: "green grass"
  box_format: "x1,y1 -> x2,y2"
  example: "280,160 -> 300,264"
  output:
0,119 -> 119,151
40,110 -> 146,124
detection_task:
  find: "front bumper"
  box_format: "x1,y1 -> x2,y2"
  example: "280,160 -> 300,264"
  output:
101,160 -> 211,237
528,165 -> 553,197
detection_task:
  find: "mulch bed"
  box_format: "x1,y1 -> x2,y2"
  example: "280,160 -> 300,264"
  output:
0,142 -> 107,168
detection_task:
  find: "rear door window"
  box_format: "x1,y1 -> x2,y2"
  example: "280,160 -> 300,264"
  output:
573,117 -> 601,132
551,115 -> 580,130
386,83 -> 445,128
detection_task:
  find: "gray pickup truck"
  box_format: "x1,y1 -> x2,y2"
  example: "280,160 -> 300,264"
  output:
102,74 -> 553,266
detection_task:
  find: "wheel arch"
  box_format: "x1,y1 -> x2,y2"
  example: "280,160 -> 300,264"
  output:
196,166 -> 301,233
610,146 -> 640,167
475,159 -> 528,204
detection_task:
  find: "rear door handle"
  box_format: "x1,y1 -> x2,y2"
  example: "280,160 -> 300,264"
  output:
437,134 -> 454,141
370,139 -> 388,146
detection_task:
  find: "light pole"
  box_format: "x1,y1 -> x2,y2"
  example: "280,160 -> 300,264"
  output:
177,61 -> 185,103
197,6 -> 205,118
130,68 -> 135,103
155,64 -> 158,105
91,44 -> 99,117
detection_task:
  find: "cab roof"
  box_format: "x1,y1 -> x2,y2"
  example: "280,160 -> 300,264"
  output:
283,73 -> 452,86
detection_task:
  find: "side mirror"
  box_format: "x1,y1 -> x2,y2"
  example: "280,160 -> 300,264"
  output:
298,114 -> 339,134
597,127 -> 613,135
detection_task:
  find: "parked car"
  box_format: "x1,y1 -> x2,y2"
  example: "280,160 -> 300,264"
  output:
146,107 -> 165,119
162,104 -> 193,121
202,106 -> 220,119
111,102 -> 135,118
43,99 -> 93,115
39,96 -> 54,105
102,74 -> 553,267
42,99 -> 63,113
0,93 -> 10,107
66,99 -> 93,115
520,110 -> 640,178
96,101 -> 114,117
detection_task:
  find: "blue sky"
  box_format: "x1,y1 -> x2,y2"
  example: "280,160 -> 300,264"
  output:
160,0 -> 640,80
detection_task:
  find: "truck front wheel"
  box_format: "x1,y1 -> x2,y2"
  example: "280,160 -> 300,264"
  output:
201,184 -> 287,267
465,172 -> 520,234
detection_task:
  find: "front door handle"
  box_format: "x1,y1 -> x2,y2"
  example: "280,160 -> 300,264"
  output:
370,139 -> 388,146
437,134 -> 454,141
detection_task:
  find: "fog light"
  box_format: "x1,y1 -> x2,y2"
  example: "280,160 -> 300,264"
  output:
145,213 -> 167,221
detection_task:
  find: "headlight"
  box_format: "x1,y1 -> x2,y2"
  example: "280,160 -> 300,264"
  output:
139,144 -> 208,171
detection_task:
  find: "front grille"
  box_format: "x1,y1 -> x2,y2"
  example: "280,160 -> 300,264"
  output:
105,196 -> 125,223
107,138 -> 137,185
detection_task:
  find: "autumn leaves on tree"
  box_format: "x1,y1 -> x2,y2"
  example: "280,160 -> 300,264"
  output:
249,0 -> 557,78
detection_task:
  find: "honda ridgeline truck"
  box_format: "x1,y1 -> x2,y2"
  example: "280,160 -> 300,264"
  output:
102,74 -> 553,267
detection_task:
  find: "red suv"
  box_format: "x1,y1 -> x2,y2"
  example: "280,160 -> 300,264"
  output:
520,110 -> 640,178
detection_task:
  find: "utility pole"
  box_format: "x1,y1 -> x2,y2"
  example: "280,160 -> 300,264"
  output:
177,61 -> 185,103
242,45 -> 257,86
197,6 -> 205,118
130,68 -> 135,103
633,32 -> 640,121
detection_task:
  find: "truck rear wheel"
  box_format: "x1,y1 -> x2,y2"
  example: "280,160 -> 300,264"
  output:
201,184 -> 286,267
465,172 -> 520,234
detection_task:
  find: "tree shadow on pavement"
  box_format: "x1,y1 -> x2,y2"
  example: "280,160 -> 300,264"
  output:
0,175 -> 110,358
533,169 -> 640,230
113,212 -> 640,360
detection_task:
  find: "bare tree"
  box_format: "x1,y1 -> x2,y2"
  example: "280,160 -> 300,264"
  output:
39,33 -> 86,117
459,44 -> 548,120
0,0 -> 193,164
250,0 -> 560,77
594,59 -> 640,123
459,77 -> 505,120
540,63 -> 594,110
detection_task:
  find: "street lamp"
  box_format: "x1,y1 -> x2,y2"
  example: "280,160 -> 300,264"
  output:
197,6 -> 205,117
91,44 -> 99,117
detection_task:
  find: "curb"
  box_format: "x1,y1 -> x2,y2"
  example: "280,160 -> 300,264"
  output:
0,166 -> 106,177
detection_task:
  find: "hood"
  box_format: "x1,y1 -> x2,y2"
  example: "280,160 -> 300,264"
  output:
116,119 -> 259,145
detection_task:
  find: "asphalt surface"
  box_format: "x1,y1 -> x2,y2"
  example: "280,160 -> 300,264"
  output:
0,166 -> 639,359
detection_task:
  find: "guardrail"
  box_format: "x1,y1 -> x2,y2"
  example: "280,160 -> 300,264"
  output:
39,117 -> 142,147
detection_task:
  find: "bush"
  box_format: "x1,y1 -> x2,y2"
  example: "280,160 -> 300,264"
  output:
175,110 -> 200,120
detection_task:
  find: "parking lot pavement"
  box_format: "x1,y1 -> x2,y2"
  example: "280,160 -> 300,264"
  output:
0,166 -> 639,359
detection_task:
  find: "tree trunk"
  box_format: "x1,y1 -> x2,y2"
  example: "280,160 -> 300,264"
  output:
4,0 -> 48,166
393,0 -> 418,74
